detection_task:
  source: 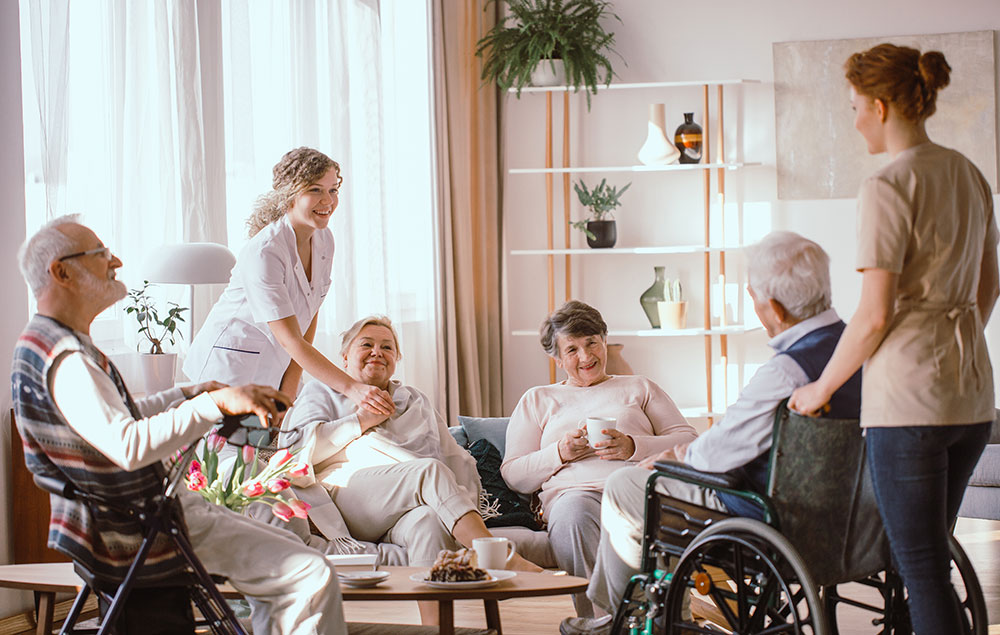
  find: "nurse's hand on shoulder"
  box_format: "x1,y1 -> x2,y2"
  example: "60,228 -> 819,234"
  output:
209,385 -> 292,427
180,380 -> 227,399
348,382 -> 395,416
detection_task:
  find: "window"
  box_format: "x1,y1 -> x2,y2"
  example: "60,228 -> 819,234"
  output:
20,0 -> 440,399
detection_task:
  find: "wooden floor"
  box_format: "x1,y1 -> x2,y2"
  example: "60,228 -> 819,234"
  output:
344,518 -> 1000,634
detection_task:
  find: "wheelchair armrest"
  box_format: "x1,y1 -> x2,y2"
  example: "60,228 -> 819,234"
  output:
652,460 -> 743,490
33,473 -> 80,500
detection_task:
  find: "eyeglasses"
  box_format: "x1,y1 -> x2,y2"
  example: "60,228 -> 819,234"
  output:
59,246 -> 112,262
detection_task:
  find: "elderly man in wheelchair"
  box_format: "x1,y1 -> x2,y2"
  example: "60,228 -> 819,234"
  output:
562,231 -> 988,635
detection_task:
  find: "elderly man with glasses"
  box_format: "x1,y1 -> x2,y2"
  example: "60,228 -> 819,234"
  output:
560,231 -> 864,635
11,215 -> 347,635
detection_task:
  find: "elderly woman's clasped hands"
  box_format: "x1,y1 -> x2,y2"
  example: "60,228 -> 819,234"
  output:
558,426 -> 636,463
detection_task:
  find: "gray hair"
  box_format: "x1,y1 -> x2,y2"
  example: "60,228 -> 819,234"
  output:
17,214 -> 83,298
746,231 -> 832,321
339,315 -> 402,360
539,300 -> 608,357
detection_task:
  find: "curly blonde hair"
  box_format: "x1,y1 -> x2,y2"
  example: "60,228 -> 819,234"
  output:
246,147 -> 343,237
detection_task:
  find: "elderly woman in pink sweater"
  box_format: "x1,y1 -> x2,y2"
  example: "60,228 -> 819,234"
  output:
501,300 -> 697,617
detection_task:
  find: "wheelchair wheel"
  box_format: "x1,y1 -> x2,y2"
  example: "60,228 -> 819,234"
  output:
823,535 -> 986,635
663,517 -> 827,635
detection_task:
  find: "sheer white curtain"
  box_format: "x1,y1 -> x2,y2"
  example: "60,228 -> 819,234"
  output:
221,0 -> 439,400
19,0 -> 221,347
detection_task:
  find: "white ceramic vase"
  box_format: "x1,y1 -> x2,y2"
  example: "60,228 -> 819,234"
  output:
140,352 -> 177,395
637,104 -> 681,166
530,59 -> 565,87
656,301 -> 688,331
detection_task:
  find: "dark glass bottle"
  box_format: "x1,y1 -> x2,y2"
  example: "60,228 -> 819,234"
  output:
674,112 -> 703,164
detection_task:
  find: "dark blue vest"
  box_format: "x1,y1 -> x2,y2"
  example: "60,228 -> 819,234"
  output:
718,320 -> 862,519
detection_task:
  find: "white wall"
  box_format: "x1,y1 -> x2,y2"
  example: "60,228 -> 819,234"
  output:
1,0 -> 31,617
501,0 -> 1000,416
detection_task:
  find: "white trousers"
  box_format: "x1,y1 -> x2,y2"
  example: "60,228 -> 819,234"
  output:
586,466 -> 726,614
330,458 -> 474,566
181,490 -> 346,635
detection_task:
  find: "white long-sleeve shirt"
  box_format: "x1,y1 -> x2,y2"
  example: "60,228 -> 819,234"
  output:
50,336 -> 223,471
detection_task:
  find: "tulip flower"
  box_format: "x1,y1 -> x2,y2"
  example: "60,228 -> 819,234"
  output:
286,462 -> 310,478
267,478 -> 290,493
243,481 -> 264,497
242,445 -> 257,465
271,501 -> 295,522
188,459 -> 201,474
287,499 -> 311,519
268,448 -> 293,470
206,432 -> 226,453
186,472 -> 208,492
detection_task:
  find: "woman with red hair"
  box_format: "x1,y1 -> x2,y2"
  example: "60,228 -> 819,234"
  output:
790,43 -> 998,633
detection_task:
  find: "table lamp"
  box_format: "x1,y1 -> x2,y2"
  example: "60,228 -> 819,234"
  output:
140,242 -> 236,392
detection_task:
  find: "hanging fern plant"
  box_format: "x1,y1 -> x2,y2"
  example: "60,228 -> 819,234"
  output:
475,0 -> 623,105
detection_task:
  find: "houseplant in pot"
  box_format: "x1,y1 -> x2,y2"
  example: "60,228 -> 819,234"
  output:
125,280 -> 188,394
475,0 -> 622,102
570,177 -> 630,248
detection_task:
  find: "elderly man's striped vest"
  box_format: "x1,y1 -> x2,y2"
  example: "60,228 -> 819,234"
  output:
11,315 -> 185,581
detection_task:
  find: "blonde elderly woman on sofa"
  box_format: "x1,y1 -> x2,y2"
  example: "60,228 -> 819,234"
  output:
502,300 -> 698,617
279,316 -> 540,621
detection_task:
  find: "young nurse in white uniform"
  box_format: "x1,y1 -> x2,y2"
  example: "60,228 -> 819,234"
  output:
185,147 -> 393,416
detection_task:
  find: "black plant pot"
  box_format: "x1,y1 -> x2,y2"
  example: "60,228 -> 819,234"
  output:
586,220 -> 617,248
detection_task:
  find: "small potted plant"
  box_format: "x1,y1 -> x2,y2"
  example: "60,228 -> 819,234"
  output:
475,0 -> 622,104
125,281 -> 188,393
656,279 -> 688,330
569,177 -> 630,248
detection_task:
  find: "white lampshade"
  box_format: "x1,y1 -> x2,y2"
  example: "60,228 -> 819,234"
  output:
142,242 -> 236,284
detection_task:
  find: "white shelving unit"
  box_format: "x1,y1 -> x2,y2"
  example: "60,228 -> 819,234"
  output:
505,79 -> 759,422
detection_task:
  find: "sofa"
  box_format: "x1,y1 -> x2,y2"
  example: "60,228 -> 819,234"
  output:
957,411 -> 1000,520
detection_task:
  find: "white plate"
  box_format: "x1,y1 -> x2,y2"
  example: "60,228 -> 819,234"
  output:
410,569 -> 516,589
338,570 -> 390,588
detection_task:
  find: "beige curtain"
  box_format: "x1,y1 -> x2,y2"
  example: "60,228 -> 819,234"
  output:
431,1 -> 503,420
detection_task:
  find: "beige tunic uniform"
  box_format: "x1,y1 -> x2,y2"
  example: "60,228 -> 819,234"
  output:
856,142 -> 997,427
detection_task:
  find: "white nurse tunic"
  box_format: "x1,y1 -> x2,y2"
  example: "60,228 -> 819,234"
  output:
183,214 -> 335,389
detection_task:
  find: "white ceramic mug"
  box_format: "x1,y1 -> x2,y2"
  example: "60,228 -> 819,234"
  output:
473,537 -> 516,570
586,417 -> 616,447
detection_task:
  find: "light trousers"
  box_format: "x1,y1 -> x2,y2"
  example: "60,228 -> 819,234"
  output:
547,489 -> 603,617
331,458 -> 474,566
181,490 -> 346,635
586,466 -> 726,615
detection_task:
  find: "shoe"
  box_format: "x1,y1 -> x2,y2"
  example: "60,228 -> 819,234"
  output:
559,614 -> 613,635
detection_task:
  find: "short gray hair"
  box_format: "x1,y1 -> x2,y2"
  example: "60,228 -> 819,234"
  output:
17,214 -> 83,298
339,315 -> 402,359
539,300 -> 608,357
746,231 -> 831,321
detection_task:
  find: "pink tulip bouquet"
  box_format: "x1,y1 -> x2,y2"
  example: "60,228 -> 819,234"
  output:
183,432 -> 312,522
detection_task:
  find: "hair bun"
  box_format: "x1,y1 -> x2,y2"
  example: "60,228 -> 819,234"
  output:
918,50 -> 951,92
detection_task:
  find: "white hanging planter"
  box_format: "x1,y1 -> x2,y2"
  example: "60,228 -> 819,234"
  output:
139,353 -> 177,395
530,59 -> 566,87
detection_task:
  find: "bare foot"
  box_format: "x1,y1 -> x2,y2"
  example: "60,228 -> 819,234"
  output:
508,552 -> 543,572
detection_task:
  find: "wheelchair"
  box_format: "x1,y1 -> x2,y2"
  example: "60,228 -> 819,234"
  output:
611,403 -> 987,635
32,417 -> 254,635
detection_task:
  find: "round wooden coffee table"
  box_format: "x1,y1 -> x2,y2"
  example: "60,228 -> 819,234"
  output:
339,566 -> 588,635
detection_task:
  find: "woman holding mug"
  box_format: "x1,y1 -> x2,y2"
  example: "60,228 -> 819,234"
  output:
789,44 -> 998,633
184,147 -> 393,417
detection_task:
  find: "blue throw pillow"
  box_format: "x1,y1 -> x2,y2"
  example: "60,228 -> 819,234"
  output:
469,439 -> 541,531
458,416 -> 510,456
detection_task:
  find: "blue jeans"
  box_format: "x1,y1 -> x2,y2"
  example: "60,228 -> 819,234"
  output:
866,422 -> 991,635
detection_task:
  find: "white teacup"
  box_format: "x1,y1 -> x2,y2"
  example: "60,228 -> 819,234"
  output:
473,537 -> 516,570
586,417 -> 616,447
